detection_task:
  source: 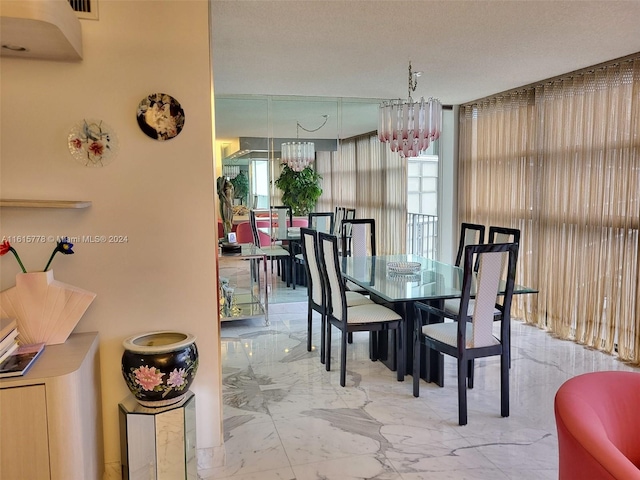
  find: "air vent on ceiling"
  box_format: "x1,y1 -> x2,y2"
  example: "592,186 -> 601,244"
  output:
68,0 -> 98,20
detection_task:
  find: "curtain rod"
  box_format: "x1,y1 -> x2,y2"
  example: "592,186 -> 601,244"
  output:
462,51 -> 640,107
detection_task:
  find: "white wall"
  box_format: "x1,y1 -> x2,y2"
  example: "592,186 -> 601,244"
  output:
0,1 -> 223,477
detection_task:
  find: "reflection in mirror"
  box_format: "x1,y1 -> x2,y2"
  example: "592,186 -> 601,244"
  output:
215,96 -> 269,211
214,95 -> 380,212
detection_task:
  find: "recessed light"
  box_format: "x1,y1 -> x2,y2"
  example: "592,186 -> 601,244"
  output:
2,44 -> 29,52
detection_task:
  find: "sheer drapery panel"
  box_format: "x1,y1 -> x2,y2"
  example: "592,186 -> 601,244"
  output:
316,133 -> 407,255
459,56 -> 640,363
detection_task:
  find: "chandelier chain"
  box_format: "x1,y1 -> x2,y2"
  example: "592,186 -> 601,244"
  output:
408,61 -> 418,97
296,115 -> 329,137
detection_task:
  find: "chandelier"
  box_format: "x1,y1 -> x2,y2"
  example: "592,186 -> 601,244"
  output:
378,62 -> 442,158
281,115 -> 328,172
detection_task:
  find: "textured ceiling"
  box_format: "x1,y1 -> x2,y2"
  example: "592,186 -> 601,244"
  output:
211,0 -> 640,139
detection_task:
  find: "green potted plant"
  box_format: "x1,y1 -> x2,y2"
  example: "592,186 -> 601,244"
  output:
230,171 -> 249,205
274,165 -> 322,216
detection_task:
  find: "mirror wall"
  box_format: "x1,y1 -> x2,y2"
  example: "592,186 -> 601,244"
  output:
214,95 -> 380,209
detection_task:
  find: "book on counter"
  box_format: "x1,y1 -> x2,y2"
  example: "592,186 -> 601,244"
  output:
0,341 -> 19,366
0,318 -> 17,342
0,318 -> 19,365
0,342 -> 45,378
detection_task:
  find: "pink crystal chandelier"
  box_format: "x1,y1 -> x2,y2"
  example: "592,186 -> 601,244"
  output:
378,62 -> 442,158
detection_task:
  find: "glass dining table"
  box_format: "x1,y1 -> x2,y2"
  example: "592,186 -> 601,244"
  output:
340,254 -> 538,386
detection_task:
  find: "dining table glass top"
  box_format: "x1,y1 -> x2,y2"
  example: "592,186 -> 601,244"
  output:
340,254 -> 537,303
257,226 -> 301,241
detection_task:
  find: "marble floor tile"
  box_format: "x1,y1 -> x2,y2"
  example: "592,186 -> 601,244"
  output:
205,293 -> 640,480
292,454 -> 402,480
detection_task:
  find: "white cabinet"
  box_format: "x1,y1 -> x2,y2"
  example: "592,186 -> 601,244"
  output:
0,332 -> 103,480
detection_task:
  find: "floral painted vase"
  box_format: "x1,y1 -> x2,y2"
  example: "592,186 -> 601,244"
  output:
121,331 -> 198,408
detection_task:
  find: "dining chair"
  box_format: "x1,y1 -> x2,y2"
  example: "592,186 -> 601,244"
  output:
333,207 -> 346,237
333,207 -> 355,255
292,212 -> 335,288
454,222 -> 485,267
309,212 -> 334,234
318,232 -> 404,387
300,228 -> 372,364
445,224 -> 521,371
270,205 -> 293,244
234,221 -> 254,244
443,222 -> 485,314
340,218 -> 375,295
488,225 -> 520,244
341,218 -> 374,257
236,220 -> 259,280
249,209 -> 290,280
412,242 -> 518,425
270,205 -> 297,285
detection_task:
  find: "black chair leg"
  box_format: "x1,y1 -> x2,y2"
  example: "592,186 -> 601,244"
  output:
458,357 -> 468,426
413,329 -> 421,397
340,329 -> 348,386
467,359 -> 474,388
326,322 -> 332,372
307,307 -> 312,352
320,313 -> 326,364
396,323 -> 404,382
348,332 -> 353,344
501,350 -> 510,418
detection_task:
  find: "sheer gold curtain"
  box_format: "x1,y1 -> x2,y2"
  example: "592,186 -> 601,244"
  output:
459,56 -> 640,363
317,133 -> 407,254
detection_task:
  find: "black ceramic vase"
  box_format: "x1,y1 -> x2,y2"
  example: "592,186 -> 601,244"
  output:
121,331 -> 199,408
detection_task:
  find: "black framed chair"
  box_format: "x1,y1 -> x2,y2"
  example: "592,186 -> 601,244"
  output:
488,225 -> 520,245
454,222 -> 486,267
333,207 -> 355,256
249,209 -> 290,280
270,205 -> 295,285
318,232 -> 404,387
340,218 -> 375,257
338,210 -> 358,254
445,224 -> 522,370
333,207 -> 346,237
300,228 -> 372,364
413,242 -> 519,425
293,212 -> 335,288
309,212 -> 334,234
270,205 -> 293,250
444,222 -> 485,314
340,218 -> 375,294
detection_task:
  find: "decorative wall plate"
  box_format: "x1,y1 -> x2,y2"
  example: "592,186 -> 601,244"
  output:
136,93 -> 185,141
68,119 -> 119,167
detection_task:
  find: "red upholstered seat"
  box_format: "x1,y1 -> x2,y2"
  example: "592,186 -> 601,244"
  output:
291,218 -> 308,227
235,221 -> 254,244
554,371 -> 640,480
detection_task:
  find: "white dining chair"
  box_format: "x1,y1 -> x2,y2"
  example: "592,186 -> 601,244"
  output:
413,242 -> 518,425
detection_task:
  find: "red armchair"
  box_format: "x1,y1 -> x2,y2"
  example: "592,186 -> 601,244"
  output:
555,371 -> 640,479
